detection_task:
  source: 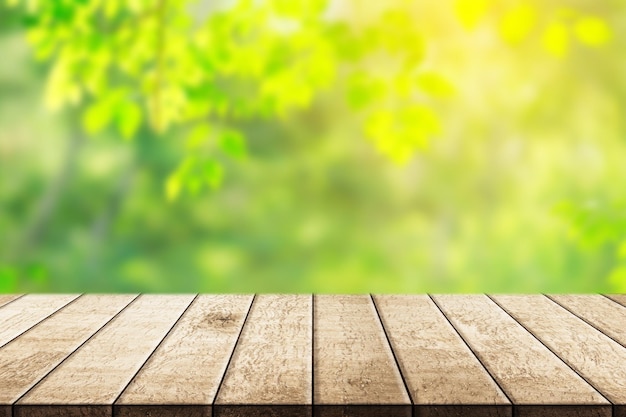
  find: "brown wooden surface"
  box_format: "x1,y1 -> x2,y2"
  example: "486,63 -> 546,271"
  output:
15,295 -> 195,417
547,294 -> 626,348
490,295 -> 626,417
215,294 -> 312,417
604,294 -> 626,307
0,294 -> 625,417
314,295 -> 411,417
0,294 -> 23,308
117,295 -> 254,417
0,295 -> 137,411
0,294 -> 80,348
373,295 -> 511,417
431,294 -> 610,417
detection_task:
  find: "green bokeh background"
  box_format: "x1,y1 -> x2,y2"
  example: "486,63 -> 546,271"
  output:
1,0 -> 626,293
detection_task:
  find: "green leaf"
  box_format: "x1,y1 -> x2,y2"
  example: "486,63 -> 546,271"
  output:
404,39 -> 426,70
186,123 -> 211,150
542,21 -> 569,57
273,0 -> 327,17
117,100 -> 142,139
393,74 -> 413,98
203,159 -> 223,189
403,105 -> 441,136
219,129 -> 246,158
45,53 -> 78,110
609,266 -> 626,292
25,28 -> 56,60
347,72 -> 385,110
165,174 -> 182,202
83,100 -> 114,135
499,4 -> 536,44
364,103 -> 441,164
415,72 -> 456,98
167,155 -> 224,199
365,109 -> 394,141
22,14 -> 40,28
187,176 -> 204,195
455,0 -> 490,29
104,0 -> 120,19
574,17 -> 611,46
49,2 -> 74,22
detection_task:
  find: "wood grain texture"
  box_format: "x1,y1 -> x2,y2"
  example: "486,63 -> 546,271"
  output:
1,293 -> 625,417
117,295 -> 254,417
215,295 -> 311,417
314,295 -> 410,417
373,295 -> 510,417
0,294 -> 26,417
0,294 -> 137,417
15,294 -> 196,417
603,294 -> 626,307
547,294 -> 626,347
0,294 -> 80,348
490,295 -> 626,414
431,295 -> 609,417
0,294 -> 23,308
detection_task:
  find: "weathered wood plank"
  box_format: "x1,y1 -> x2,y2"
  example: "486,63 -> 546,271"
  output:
214,295 -> 311,417
0,294 -> 23,308
373,295 -> 511,417
0,295 -> 137,417
603,294 -> 626,307
116,295 -> 254,417
490,294 -> 626,417
15,294 -> 196,417
0,294 -> 80,348
431,294 -> 610,417
313,295 -> 410,417
547,294 -> 626,347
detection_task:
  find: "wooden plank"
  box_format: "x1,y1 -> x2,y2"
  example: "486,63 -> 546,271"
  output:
603,294 -> 626,307
214,294 -> 311,417
116,294 -> 254,417
547,294 -> 626,347
490,294 -> 626,417
0,295 -> 137,417
372,295 -> 511,417
15,294 -> 196,417
313,295 -> 410,417
431,294 -> 610,417
0,294 -> 23,308
0,294 -> 80,348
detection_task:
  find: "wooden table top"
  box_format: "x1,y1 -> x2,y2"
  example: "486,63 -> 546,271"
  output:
0,294 -> 625,417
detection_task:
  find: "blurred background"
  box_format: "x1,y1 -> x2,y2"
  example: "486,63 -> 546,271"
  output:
1,0 -> 625,293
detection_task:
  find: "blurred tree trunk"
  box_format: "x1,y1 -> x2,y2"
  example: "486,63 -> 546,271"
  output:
19,122 -> 83,254
87,152 -> 137,291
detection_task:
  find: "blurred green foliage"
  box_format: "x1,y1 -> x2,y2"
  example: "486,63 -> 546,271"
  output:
0,0 -> 625,293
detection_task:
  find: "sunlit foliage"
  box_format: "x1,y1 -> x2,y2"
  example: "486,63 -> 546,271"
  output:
1,0 -> 624,292
5,0 -> 456,194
